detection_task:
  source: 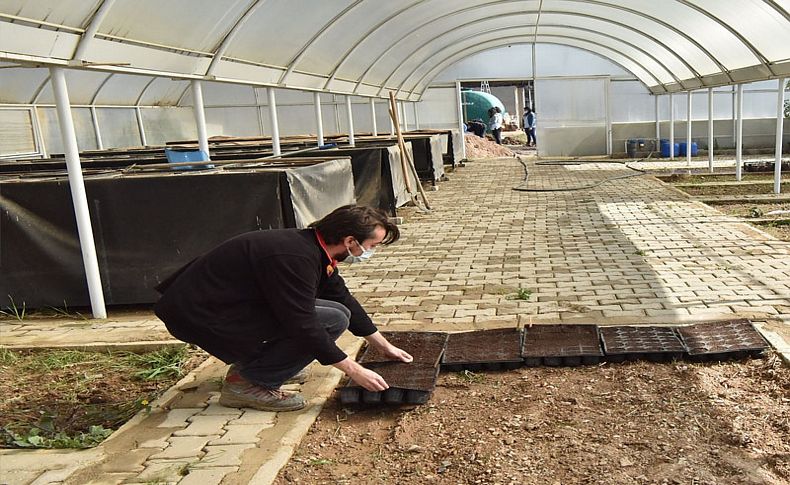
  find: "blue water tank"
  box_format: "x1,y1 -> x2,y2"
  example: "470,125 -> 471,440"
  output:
660,140 -> 680,158
678,142 -> 699,157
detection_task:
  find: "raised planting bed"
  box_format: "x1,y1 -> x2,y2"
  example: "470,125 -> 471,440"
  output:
0,345 -> 204,449
675,182 -> 789,196
442,328 -> 523,371
521,325 -> 603,367
600,326 -> 686,363
676,319 -> 769,362
658,173 -> 782,184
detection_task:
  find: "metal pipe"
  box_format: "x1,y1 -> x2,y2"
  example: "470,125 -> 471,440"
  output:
736,83 -> 744,181
346,95 -> 355,147
655,94 -> 660,141
732,86 -> 737,145
455,80 -> 467,160
72,0 -> 117,61
314,92 -> 324,146
399,101 -> 407,132
370,98 -> 378,136
268,88 -> 281,156
135,106 -> 147,146
669,93 -> 675,160
49,67 -> 107,319
190,80 -> 210,158
90,106 -> 104,150
413,102 -> 420,129
686,90 -> 692,166
605,78 -> 612,156
31,106 -> 48,158
775,78 -> 785,194
708,87 -> 714,173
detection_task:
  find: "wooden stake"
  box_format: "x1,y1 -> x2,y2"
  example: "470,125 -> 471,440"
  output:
389,92 -> 431,210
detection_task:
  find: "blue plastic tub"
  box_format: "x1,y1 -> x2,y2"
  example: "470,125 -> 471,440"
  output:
660,140 -> 679,158
678,142 -> 699,157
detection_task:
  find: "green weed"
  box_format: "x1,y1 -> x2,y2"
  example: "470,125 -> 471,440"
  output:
2,417 -> 112,449
309,458 -> 333,466
1,295 -> 26,321
123,346 -> 188,381
508,288 -> 533,301
456,369 -> 485,383
634,249 -> 646,256
0,347 -> 19,365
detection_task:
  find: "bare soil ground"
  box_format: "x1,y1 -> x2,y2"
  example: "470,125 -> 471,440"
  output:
659,173 -> 783,184
276,356 -> 789,485
706,202 -> 790,241
0,346 -> 206,448
677,183 -> 789,196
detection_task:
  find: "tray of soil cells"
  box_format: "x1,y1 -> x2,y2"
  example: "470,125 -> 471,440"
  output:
358,331 -> 448,366
442,328 -> 524,371
599,325 -> 686,363
339,362 -> 441,405
521,324 -> 603,367
675,319 -> 769,362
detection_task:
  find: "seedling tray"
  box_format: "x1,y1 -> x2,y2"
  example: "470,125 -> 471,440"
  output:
339,362 -> 441,405
442,328 -> 524,371
358,331 -> 448,366
600,325 -> 686,363
676,319 -> 768,361
521,324 -> 603,367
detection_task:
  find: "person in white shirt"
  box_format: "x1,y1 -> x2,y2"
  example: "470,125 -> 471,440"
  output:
488,106 -> 504,145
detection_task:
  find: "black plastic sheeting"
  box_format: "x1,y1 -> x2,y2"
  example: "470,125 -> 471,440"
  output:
1,170 -> 292,308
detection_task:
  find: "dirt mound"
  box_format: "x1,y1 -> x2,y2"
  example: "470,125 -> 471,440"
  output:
464,133 -> 515,159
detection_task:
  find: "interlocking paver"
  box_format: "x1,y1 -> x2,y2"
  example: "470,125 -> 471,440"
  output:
156,408 -> 204,428
148,436 -> 213,460
173,414 -> 234,437
192,444 -> 253,468
176,466 -> 237,485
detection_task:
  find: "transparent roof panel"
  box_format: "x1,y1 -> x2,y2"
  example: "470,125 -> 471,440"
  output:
0,0 -> 787,100
99,0 -> 247,54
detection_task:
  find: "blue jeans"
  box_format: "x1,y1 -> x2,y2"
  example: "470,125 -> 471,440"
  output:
239,299 -> 350,388
525,127 -> 536,145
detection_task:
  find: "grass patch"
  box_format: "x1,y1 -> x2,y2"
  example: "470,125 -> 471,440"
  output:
0,346 -> 203,449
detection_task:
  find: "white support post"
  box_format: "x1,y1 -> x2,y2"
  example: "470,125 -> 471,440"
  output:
267,88 -> 281,156
605,78 -> 612,156
686,90 -> 692,166
736,83 -> 744,181
49,67 -> 107,319
190,80 -> 210,159
370,98 -> 378,136
669,93 -> 675,160
345,95 -> 355,147
455,80 -> 467,159
708,87 -> 714,173
314,92 -> 324,146
775,78 -> 785,194
135,106 -> 147,147
399,101 -> 407,132
90,106 -> 104,150
732,86 -> 737,145
413,102 -> 420,130
655,95 -> 660,141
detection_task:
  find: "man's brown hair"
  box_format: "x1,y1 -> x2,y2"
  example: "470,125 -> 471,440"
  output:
309,205 -> 400,245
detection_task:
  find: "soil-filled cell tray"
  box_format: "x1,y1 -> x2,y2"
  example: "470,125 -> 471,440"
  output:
339,362 -> 440,405
442,328 -> 523,371
521,325 -> 603,367
358,331 -> 448,366
676,319 -> 768,359
600,326 -> 686,363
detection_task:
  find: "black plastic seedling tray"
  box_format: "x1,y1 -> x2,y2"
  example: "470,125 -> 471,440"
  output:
339,362 -> 441,405
358,331 -> 448,366
442,328 -> 524,371
676,319 -> 768,362
521,324 -> 603,367
600,325 -> 686,363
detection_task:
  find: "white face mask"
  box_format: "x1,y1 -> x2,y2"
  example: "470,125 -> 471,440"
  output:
343,239 -> 375,264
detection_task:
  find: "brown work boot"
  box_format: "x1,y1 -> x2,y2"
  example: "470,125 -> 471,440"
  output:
219,372 -> 306,412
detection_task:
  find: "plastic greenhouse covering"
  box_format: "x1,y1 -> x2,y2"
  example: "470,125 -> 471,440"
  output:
1,0 -> 788,103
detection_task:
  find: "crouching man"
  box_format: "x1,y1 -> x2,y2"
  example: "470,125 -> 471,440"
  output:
154,205 -> 413,412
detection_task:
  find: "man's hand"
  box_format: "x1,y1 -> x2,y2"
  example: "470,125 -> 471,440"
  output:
365,331 -> 414,363
333,357 -> 389,392
380,343 -> 413,363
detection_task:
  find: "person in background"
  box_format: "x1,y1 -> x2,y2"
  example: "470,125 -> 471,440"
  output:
489,106 -> 504,145
154,205 -> 413,412
523,106 -> 537,147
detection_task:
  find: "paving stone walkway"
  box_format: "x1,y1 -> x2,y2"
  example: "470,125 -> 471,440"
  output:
1,155 -> 789,484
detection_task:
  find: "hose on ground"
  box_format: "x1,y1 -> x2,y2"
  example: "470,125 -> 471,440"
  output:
512,153 -> 653,192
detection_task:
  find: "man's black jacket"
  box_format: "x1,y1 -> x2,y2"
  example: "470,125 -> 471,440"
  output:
153,228 -> 376,365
